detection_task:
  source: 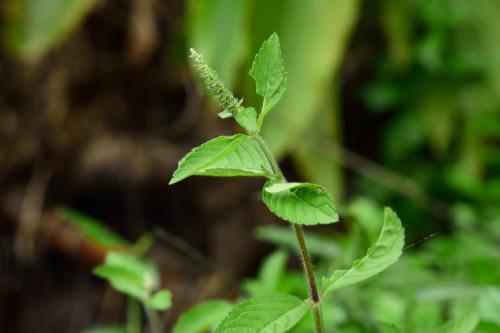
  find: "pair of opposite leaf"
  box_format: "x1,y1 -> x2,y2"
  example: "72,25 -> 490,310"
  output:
168,33 -> 406,333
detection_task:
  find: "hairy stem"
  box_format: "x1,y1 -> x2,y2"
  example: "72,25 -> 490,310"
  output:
144,305 -> 163,333
255,134 -> 324,333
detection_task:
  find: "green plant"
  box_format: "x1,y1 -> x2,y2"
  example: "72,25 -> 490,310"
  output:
91,251 -> 172,333
169,33 -> 405,333
58,208 -> 171,333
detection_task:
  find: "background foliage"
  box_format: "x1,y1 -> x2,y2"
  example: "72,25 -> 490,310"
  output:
0,0 -> 499,332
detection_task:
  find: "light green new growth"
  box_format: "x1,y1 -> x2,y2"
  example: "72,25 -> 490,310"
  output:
93,251 -> 172,333
170,33 -> 405,333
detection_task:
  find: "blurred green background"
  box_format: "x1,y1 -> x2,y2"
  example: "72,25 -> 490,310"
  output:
0,0 -> 499,332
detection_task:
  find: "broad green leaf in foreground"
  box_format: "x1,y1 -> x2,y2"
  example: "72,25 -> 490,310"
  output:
434,313 -> 479,333
172,300 -> 233,333
262,181 -> 338,225
322,207 -> 405,296
2,0 -> 98,61
169,134 -> 275,184
214,294 -> 308,333
249,33 -> 287,124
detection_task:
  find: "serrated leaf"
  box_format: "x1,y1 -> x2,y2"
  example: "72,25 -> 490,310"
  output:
214,294 -> 308,333
235,107 -> 259,134
322,207 -> 405,296
434,313 -> 479,333
250,33 -> 287,124
262,181 -> 338,225
2,0 -> 98,61
173,300 -> 233,333
147,290 -> 172,311
169,134 -> 275,184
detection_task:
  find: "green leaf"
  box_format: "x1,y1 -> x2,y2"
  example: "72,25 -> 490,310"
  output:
249,33 -> 287,124
214,294 -> 308,333
93,265 -> 148,301
218,110 -> 233,119
93,252 -> 159,302
169,134 -> 274,184
434,313 -> 479,333
479,287 -> 500,326
257,0 -> 360,156
235,107 -> 259,134
2,0 -> 98,61
262,181 -> 339,225
173,300 -> 233,333
322,207 -> 405,296
58,207 -> 129,248
147,290 -> 172,311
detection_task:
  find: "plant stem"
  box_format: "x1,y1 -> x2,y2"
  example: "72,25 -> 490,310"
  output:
144,305 -> 163,333
255,135 -> 282,178
292,224 -> 320,304
255,134 -> 324,333
127,297 -> 141,333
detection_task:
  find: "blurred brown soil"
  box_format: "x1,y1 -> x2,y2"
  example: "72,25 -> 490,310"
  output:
0,0 -> 276,331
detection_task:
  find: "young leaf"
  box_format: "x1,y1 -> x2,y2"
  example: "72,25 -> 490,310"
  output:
214,294 -> 308,333
93,252 -> 159,302
93,265 -> 149,301
249,33 -> 287,124
322,208 -> 404,296
235,107 -> 259,134
170,134 -> 275,184
434,313 -> 479,333
172,300 -> 233,333
147,290 -> 172,311
262,181 -> 339,225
